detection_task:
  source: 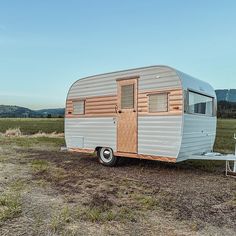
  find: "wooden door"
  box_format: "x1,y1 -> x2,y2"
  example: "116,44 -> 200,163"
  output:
116,78 -> 138,153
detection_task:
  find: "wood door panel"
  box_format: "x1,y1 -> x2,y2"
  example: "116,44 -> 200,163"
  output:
117,111 -> 137,153
117,78 -> 138,153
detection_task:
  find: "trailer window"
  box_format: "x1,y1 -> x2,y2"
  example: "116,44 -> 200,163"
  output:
188,91 -> 213,116
121,84 -> 134,109
73,100 -> 85,115
148,93 -> 168,112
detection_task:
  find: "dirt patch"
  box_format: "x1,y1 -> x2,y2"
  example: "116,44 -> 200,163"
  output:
25,149 -> 236,232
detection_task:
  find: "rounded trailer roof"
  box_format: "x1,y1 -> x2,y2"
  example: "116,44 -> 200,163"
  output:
68,65 -> 216,98
176,69 -> 216,98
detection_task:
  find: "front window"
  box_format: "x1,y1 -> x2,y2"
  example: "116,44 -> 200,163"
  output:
187,91 -> 214,116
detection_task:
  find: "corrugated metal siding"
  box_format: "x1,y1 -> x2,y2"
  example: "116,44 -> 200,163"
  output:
138,88 -> 183,116
139,71 -> 180,91
67,66 -> 181,99
138,116 -> 182,158
66,95 -> 117,118
178,114 -> 217,160
65,118 -> 116,150
66,66 -> 183,156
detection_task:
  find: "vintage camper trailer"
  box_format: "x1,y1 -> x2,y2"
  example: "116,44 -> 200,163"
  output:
65,65 -> 236,171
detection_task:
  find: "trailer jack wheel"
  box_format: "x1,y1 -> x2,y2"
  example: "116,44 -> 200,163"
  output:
98,147 -> 118,167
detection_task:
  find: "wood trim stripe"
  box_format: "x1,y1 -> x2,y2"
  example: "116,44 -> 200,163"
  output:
65,112 -> 182,118
114,152 -> 176,163
66,88 -> 183,118
67,148 -> 176,163
68,148 -> 95,154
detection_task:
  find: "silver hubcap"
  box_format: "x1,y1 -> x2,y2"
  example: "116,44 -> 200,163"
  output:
100,147 -> 113,163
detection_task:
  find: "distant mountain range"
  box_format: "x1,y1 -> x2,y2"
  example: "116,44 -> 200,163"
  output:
215,89 -> 236,102
0,105 -> 65,118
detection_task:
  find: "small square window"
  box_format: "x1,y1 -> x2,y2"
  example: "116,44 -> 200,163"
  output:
73,100 -> 85,115
148,93 -> 168,112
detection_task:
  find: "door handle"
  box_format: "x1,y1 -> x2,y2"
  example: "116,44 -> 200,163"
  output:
115,105 -> 118,113
133,109 -> 136,112
115,105 -> 122,113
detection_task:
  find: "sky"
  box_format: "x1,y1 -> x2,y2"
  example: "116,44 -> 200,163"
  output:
0,0 -> 236,109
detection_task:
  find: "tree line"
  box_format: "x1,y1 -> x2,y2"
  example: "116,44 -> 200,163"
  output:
217,101 -> 236,118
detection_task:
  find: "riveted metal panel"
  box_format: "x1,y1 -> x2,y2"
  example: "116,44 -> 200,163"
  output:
178,114 -> 217,160
65,118 -> 116,150
138,116 -> 182,158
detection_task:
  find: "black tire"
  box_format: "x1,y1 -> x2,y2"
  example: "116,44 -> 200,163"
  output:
98,147 -> 118,167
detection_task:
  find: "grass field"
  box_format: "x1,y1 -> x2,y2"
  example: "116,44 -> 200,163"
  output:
0,118 -> 235,235
0,118 -> 64,134
214,119 -> 236,153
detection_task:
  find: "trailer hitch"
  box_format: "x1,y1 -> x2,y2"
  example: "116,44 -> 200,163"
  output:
225,133 -> 236,178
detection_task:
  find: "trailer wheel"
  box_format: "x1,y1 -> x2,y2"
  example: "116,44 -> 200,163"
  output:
98,147 -> 118,166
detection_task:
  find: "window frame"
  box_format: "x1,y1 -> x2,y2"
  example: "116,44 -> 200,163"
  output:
147,92 -> 169,113
72,99 -> 85,115
185,90 -> 215,117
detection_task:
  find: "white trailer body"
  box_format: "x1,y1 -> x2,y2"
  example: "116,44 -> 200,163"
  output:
64,65 -> 221,164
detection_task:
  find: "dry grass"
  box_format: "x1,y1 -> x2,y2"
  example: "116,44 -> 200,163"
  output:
31,160 -> 50,173
49,206 -> 72,233
4,128 -> 22,137
0,128 -> 64,139
31,131 -> 64,138
0,180 -> 25,223
0,193 -> 22,222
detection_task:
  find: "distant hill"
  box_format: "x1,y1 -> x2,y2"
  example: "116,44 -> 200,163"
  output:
0,105 -> 65,118
215,89 -> 236,102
